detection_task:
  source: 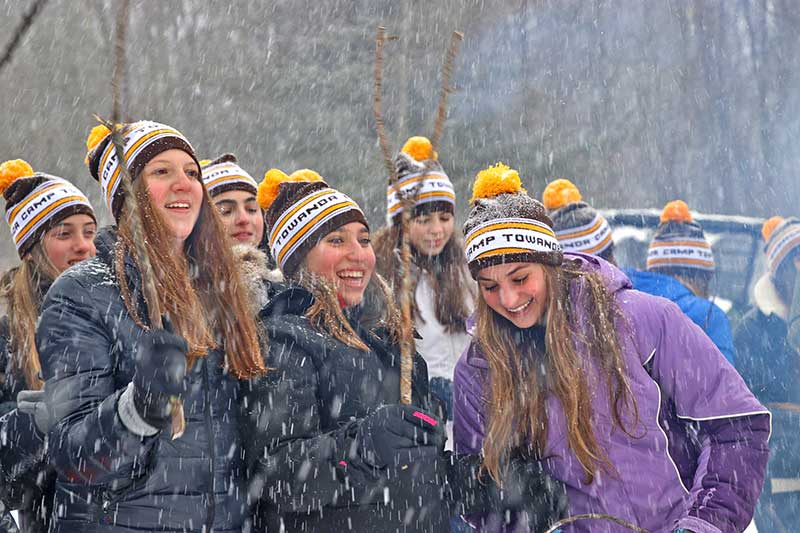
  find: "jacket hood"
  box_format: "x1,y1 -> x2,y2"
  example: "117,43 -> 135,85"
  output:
624,268 -> 693,302
753,274 -> 789,320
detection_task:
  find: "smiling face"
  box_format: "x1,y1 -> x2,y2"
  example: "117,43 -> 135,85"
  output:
141,149 -> 203,250
42,214 -> 97,273
408,210 -> 455,257
477,262 -> 549,329
213,189 -> 265,247
303,221 -> 376,308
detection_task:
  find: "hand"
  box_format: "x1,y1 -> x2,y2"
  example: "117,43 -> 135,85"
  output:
488,457 -> 568,525
356,404 -> 445,468
132,316 -> 188,431
17,388 -> 53,435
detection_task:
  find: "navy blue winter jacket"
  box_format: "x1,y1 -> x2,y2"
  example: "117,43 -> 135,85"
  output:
36,228 -> 249,532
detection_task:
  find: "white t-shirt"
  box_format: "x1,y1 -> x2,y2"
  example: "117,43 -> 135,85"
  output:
414,271 -> 474,381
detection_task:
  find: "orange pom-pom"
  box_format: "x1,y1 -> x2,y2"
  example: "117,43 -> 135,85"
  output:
542,179 -> 582,210
660,200 -> 693,224
288,169 -> 323,183
470,162 -> 524,203
257,168 -> 290,210
401,136 -> 437,162
762,216 -> 785,242
84,124 -> 111,165
0,159 -> 35,196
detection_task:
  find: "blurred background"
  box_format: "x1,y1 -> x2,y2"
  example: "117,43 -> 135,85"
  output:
1,0 -> 799,270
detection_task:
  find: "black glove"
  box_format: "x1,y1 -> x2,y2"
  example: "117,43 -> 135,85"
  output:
17,388 -> 53,436
444,454 -> 568,529
132,316 -> 188,430
356,404 -> 445,468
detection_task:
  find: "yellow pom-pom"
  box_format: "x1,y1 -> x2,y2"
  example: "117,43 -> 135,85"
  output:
660,200 -> 693,224
542,179 -> 582,210
0,159 -> 35,196
84,124 -> 111,165
401,136 -> 437,162
257,168 -> 290,210
762,216 -> 785,242
199,159 -> 212,167
288,169 -> 324,183
469,162 -> 524,203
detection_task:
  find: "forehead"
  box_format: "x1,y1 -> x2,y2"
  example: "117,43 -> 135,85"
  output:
214,189 -> 257,203
477,262 -> 540,281
146,149 -> 196,165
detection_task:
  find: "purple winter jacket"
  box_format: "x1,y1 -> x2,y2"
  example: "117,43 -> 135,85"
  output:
454,253 -> 770,533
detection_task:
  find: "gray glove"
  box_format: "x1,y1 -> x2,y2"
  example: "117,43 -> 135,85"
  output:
17,388 -> 54,435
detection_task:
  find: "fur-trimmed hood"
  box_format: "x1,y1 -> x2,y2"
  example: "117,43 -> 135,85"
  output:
232,244 -> 283,316
753,274 -> 789,321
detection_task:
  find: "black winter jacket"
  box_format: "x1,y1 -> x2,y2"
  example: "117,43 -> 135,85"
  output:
242,285 -> 449,532
36,228 -> 249,532
0,301 -> 56,533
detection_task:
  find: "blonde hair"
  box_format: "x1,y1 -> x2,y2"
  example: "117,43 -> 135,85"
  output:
0,243 -> 60,390
478,261 -> 639,485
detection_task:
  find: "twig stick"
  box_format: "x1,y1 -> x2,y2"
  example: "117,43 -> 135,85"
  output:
430,31 -> 463,154
103,0 -> 185,439
374,26 -> 414,404
542,513 -> 648,533
0,0 -> 48,73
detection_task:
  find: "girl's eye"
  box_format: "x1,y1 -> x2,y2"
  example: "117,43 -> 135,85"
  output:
186,169 -> 200,179
513,276 -> 529,284
440,214 -> 453,222
415,217 -> 429,225
359,238 -> 371,246
481,284 -> 498,293
151,167 -> 169,176
218,207 -> 232,216
327,237 -> 343,245
247,207 -> 259,215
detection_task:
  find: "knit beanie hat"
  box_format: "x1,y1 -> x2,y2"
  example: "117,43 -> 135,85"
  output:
85,120 -> 200,219
762,216 -> 800,277
542,179 -> 613,256
463,163 -> 562,279
258,168 -> 368,276
647,200 -> 714,272
387,136 -> 455,225
200,153 -> 258,197
0,159 -> 96,258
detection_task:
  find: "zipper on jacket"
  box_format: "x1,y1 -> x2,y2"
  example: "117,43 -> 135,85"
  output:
202,358 -> 216,531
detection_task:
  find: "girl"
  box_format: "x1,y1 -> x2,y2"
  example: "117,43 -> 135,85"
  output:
0,159 -> 97,533
373,136 -> 474,431
454,163 -> 770,533
200,153 -> 265,248
242,168 -> 449,532
735,216 -> 800,530
35,121 -> 266,531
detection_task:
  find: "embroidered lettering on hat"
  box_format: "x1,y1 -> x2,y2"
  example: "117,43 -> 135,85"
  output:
555,213 -> 613,255
386,170 -> 455,221
5,178 -> 93,252
465,218 -> 561,264
646,238 -> 715,271
269,187 -> 363,270
202,161 -> 257,194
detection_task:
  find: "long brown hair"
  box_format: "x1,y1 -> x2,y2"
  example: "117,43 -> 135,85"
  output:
116,178 -> 266,379
292,267 -> 402,352
478,260 -> 639,485
373,221 -> 474,333
0,244 -> 60,390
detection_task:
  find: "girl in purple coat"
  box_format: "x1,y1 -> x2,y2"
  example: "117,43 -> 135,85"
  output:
453,163 -> 771,533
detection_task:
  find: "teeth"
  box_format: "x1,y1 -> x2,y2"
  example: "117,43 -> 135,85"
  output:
507,299 -> 532,313
339,271 -> 363,278
167,202 -> 189,208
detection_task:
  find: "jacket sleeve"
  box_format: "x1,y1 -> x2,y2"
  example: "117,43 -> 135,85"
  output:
0,321 -> 16,417
36,274 -> 158,488
732,312 -> 775,400
453,343 -> 486,455
646,299 -> 770,533
244,338 -> 391,514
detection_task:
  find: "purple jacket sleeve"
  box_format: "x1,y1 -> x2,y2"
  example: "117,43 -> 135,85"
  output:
453,344 -> 486,455
643,297 -> 770,533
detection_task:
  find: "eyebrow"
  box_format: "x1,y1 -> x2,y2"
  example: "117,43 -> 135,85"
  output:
476,265 -> 527,282
215,199 -> 237,207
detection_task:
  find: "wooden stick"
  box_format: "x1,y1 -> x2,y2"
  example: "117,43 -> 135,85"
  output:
374,26 -> 415,404
542,513 -> 648,533
104,0 -> 184,439
430,31 -> 463,154
0,0 -> 48,74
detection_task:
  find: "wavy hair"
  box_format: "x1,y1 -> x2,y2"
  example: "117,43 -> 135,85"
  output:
478,260 -> 639,485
